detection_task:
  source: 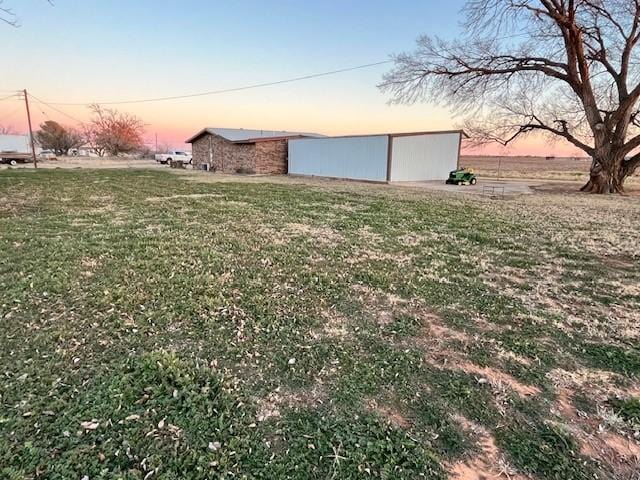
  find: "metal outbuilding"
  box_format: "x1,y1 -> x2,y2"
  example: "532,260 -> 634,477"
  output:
288,130 -> 466,182
0,134 -> 33,154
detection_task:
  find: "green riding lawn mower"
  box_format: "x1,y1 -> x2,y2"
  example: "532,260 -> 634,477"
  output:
446,167 -> 477,186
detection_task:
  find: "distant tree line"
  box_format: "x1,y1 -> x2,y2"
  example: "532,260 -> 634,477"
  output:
35,104 -> 145,157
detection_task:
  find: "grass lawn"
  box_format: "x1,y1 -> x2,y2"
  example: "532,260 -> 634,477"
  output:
1,169 -> 639,479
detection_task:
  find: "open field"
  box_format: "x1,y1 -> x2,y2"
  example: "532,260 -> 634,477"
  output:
0,156 -> 166,170
5,155 -> 640,193
462,155 -> 640,187
1,169 -> 639,479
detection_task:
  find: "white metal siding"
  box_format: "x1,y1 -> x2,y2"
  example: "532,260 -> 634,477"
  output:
289,136 -> 388,182
389,133 -> 460,182
0,135 -> 31,153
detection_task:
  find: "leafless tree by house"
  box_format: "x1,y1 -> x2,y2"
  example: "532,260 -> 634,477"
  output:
381,0 -> 640,194
84,104 -> 145,157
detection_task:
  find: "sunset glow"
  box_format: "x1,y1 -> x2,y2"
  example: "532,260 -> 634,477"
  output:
1,0 -> 585,156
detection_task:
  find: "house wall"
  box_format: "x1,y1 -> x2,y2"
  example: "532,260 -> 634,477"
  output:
389,132 -> 461,182
191,134 -> 255,172
288,135 -> 389,182
254,140 -> 288,174
191,134 -> 288,174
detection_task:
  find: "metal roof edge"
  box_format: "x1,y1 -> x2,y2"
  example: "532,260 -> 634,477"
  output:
185,128 -> 211,144
289,129 -> 468,141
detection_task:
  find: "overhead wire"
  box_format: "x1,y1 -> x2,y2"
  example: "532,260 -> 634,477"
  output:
28,93 -> 84,124
39,60 -> 393,106
0,93 -> 20,101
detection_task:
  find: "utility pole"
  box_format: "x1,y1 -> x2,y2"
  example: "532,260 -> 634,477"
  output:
155,133 -> 158,153
23,89 -> 37,168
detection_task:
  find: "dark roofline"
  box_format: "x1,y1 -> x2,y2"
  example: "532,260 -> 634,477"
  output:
288,129 -> 468,141
185,128 -> 212,144
234,134 -> 312,144
390,129 -> 469,139
187,128 -> 468,144
185,129 -> 317,144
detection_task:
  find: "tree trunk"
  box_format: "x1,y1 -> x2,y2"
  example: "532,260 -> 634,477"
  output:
580,155 -> 627,194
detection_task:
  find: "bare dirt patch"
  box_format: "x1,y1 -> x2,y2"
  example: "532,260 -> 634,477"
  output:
365,398 -> 411,429
350,285 -> 539,397
551,387 -> 640,477
455,362 -> 540,397
449,415 -> 526,480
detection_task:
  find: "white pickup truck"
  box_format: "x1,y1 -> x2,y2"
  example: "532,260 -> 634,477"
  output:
155,151 -> 192,165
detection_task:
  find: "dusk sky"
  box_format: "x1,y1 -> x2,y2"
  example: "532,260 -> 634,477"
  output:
1,0 -> 583,155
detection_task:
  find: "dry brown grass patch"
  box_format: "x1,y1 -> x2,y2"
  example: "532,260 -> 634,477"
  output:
348,249 -> 414,265
255,383 -> 327,422
285,222 -> 342,245
311,308 -> 351,340
547,367 -> 640,400
145,193 -> 222,202
80,257 -> 101,278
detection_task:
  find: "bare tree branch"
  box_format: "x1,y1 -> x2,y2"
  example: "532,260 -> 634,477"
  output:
1,0 -> 55,27
381,0 -> 640,193
0,0 -> 18,26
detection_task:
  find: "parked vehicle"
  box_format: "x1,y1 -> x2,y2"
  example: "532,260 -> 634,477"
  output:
0,152 -> 33,166
155,151 -> 192,165
39,150 -> 58,160
445,167 -> 477,185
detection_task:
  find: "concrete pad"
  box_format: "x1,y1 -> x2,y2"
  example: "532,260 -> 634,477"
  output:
395,179 -> 536,196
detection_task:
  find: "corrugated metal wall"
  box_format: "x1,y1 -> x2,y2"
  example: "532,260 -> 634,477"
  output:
389,132 -> 460,182
288,136 -> 389,182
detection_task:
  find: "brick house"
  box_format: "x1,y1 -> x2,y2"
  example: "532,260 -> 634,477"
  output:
186,128 -> 321,174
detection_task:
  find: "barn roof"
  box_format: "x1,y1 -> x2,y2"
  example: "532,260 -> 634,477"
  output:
186,128 -> 324,144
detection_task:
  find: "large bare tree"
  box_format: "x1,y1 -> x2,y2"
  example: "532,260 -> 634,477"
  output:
381,0 -> 640,194
84,104 -> 145,157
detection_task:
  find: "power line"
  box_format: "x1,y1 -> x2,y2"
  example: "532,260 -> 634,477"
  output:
40,60 -> 392,106
0,93 -> 20,101
27,93 -> 84,124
